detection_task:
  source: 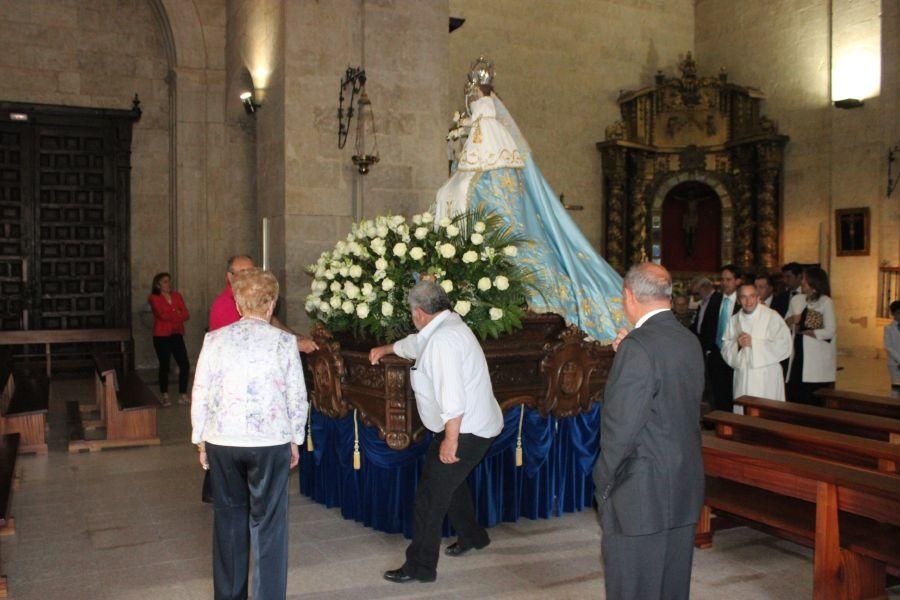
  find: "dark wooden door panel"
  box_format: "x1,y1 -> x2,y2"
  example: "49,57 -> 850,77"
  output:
0,100 -> 140,334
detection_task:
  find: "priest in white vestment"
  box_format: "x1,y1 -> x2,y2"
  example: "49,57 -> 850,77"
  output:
721,283 -> 792,413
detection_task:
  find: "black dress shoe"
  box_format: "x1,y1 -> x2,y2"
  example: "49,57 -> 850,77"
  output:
444,539 -> 490,557
383,568 -> 435,584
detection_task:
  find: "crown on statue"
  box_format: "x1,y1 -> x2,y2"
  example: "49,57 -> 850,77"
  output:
467,56 -> 494,87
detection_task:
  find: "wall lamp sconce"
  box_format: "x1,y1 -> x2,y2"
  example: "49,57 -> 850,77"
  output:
889,143 -> 900,197
338,66 -> 379,174
240,91 -> 260,115
834,98 -> 864,109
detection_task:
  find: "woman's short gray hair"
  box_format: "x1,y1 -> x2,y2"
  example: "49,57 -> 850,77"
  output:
624,263 -> 673,302
407,280 -> 451,314
232,268 -> 279,315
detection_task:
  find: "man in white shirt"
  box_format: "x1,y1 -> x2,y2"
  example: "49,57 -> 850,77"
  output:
721,284 -> 792,411
369,280 -> 503,584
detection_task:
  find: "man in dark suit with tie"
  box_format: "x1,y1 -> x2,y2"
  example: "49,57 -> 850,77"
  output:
594,263 -> 705,600
693,265 -> 741,413
770,262 -> 802,318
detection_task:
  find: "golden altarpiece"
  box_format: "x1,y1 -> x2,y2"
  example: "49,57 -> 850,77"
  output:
597,53 -> 789,275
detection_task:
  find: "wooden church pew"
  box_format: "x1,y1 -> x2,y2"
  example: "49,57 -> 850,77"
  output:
704,410 -> 900,474
698,435 -> 900,599
816,388 -> 900,420
733,395 -> 900,443
0,432 -> 20,599
0,356 -> 49,455
68,355 -> 161,453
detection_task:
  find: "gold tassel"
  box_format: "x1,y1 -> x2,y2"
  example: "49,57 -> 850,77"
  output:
306,408 -> 314,451
515,404 -> 525,467
353,409 -> 361,470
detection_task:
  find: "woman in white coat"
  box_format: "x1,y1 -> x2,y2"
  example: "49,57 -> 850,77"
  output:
785,267 -> 836,405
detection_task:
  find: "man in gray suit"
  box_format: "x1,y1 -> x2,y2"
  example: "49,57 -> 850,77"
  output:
593,263 -> 705,600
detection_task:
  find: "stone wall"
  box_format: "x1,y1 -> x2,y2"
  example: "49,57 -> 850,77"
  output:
278,0 -> 449,330
0,0 -> 170,367
696,0 -> 900,356
448,0 -> 695,249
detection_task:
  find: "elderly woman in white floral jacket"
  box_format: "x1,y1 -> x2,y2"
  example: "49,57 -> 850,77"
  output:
191,267 -> 308,600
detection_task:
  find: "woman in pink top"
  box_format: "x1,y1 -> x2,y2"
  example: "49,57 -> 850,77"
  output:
148,272 -> 191,406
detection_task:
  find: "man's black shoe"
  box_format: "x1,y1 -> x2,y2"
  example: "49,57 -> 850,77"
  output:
444,539 -> 490,557
383,569 -> 435,584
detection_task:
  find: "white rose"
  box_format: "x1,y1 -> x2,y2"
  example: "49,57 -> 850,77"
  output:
393,242 -> 407,257
477,277 -> 492,291
414,226 -> 428,240
391,215 -> 405,228
330,296 -> 342,309
462,250 -> 478,264
318,301 -> 332,314
305,300 -> 316,312
342,300 -> 354,314
356,303 -> 370,319
421,212 -> 434,224
439,243 -> 456,259
470,232 -> 484,245
445,224 -> 460,238
503,245 -> 518,257
374,257 -> 387,271
349,264 -> 363,278
494,276 -> 510,291
344,285 -> 359,300
454,300 -> 471,316
474,221 -> 486,233
440,279 -> 454,293
489,307 -> 504,321
376,224 -> 389,238
324,269 -> 334,280
381,302 -> 394,317
382,278 -> 395,291
330,281 -> 341,292
409,247 -> 425,260
339,266 -> 349,277
439,217 -> 452,228
412,214 -> 423,225
361,282 -> 374,297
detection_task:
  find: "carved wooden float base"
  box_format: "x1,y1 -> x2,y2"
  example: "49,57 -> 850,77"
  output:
307,313 -> 614,450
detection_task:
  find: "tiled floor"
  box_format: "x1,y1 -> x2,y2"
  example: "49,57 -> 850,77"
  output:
2,358 -> 897,599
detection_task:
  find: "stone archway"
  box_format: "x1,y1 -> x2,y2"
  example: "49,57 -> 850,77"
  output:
650,170 -> 733,269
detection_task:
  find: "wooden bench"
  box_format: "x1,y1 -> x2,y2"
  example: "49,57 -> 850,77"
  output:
817,388 -> 900,420
705,410 -> 900,474
68,358 -> 161,453
698,435 -> 900,599
0,433 -> 20,599
0,351 -> 49,455
734,395 -> 900,443
0,328 -> 131,378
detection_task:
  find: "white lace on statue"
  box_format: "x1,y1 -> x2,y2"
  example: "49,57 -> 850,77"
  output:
434,94 -> 524,223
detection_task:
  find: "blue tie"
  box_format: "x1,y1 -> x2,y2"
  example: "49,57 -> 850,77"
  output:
716,297 -> 730,348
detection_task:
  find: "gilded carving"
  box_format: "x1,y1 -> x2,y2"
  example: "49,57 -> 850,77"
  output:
599,52 -> 788,273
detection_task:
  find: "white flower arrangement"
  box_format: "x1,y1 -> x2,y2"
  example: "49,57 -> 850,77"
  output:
305,208 -> 532,341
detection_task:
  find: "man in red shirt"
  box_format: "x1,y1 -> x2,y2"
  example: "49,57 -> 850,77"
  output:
209,255 -> 318,353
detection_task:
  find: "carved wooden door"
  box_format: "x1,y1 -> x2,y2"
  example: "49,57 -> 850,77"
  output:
0,101 -> 139,331
0,124 -> 30,330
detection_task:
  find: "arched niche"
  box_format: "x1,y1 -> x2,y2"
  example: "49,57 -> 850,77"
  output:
650,171 -> 732,271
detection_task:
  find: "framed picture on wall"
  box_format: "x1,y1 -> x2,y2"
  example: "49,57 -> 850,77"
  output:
835,207 -> 870,256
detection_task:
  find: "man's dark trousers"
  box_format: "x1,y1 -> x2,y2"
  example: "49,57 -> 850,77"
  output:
207,442 -> 291,600
403,431 -> 494,580
601,506 -> 695,600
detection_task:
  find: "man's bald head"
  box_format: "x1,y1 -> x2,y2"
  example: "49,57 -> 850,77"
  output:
622,262 -> 673,325
226,255 -> 255,285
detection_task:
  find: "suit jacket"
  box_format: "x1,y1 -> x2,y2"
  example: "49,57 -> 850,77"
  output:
593,311 -> 705,536
770,290 -> 791,318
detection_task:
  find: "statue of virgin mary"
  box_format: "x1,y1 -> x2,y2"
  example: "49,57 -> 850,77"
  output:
435,57 -> 627,343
